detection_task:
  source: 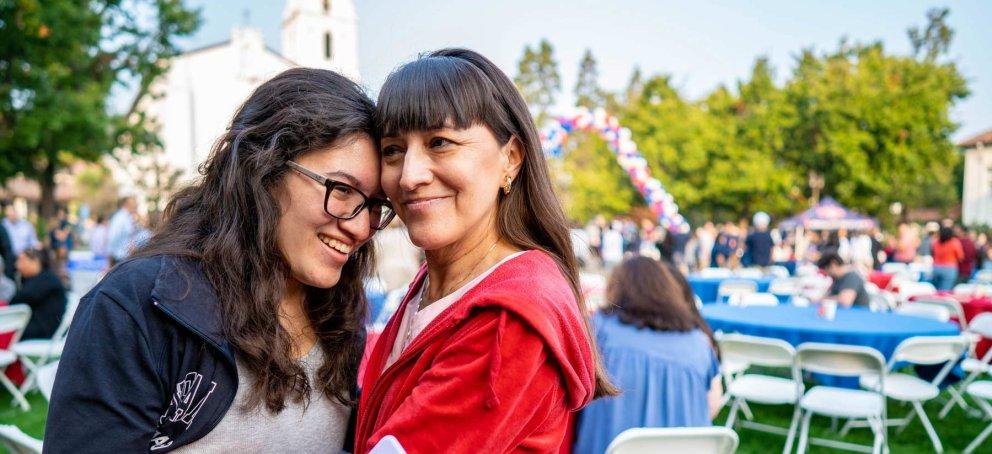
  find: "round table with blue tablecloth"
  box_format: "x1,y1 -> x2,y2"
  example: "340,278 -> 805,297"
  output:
688,275 -> 775,304
701,305 -> 960,386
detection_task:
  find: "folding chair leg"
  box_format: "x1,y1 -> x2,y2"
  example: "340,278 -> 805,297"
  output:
739,399 -> 754,420
783,403 -> 801,454
870,417 -> 884,454
965,421 -> 992,454
797,411 -> 813,454
17,356 -> 39,395
0,375 -> 29,411
895,409 -> 916,435
939,386 -> 972,419
725,399 -> 741,428
913,401 -> 943,453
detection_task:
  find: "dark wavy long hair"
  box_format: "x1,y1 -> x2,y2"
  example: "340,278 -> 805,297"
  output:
131,68 -> 375,412
375,48 -> 618,397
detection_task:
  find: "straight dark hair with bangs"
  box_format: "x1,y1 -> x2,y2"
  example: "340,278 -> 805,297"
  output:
375,48 -> 619,398
131,68 -> 374,413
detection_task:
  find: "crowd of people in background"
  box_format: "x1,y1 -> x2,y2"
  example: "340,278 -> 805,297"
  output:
0,196 -> 157,342
578,213 -> 992,291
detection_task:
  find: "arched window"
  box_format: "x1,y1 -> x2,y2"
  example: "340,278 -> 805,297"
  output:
324,32 -> 333,60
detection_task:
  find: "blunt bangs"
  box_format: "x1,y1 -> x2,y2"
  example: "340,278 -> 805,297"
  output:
374,55 -> 513,142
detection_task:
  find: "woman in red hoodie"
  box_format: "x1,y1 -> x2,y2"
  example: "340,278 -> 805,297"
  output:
355,48 -> 617,453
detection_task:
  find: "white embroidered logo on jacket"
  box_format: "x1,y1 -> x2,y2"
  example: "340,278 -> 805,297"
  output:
150,372 -> 218,451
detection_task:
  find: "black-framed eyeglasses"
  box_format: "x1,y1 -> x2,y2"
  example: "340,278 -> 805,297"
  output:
286,161 -> 396,230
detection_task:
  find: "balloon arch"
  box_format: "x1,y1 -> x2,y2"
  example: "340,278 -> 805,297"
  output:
539,107 -> 688,230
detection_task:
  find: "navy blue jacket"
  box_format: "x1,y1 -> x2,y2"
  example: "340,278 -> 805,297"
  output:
45,255 -> 241,452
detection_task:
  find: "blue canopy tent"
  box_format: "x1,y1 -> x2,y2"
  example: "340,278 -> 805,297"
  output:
779,197 -> 878,231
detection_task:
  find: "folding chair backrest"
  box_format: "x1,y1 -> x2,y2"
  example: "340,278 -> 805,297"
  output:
700,268 -> 734,278
969,313 -> 992,339
735,268 -> 764,279
36,361 -> 58,403
895,303 -> 951,322
732,292 -> 779,307
914,297 -> 968,330
795,343 -> 885,378
718,333 -> 795,368
0,305 -> 31,345
0,425 -> 42,454
717,280 -> 758,298
881,262 -> 908,274
50,291 -> 82,341
768,266 -> 790,279
899,281 -> 937,298
891,335 -> 968,366
768,279 -> 799,295
606,426 -> 739,454
953,283 -> 977,295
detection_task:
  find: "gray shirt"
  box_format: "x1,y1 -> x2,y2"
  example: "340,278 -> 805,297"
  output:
172,345 -> 349,453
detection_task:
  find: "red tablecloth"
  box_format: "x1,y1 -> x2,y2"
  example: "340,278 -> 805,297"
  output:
0,300 -> 25,383
869,271 -> 895,290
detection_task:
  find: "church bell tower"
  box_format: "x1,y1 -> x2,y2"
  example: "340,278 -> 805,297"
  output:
281,0 -> 360,81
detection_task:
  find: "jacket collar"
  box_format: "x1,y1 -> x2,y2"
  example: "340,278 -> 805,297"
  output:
150,256 -> 235,363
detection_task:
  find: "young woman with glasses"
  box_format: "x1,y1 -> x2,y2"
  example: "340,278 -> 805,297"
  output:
45,68 -> 392,453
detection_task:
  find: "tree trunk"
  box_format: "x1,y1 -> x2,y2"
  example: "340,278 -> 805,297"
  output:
39,157 -> 57,227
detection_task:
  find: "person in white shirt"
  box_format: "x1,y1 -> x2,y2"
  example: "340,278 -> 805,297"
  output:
107,196 -> 137,265
3,204 -> 38,256
88,215 -> 110,259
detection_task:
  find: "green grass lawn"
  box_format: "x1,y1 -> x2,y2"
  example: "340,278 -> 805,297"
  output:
0,379 -> 989,453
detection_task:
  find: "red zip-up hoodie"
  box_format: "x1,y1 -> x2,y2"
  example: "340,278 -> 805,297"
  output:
355,250 -> 595,453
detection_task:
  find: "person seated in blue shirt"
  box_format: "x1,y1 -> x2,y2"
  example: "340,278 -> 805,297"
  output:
574,256 -> 722,454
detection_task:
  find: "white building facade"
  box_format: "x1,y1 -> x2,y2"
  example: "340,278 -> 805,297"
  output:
113,0 -> 360,196
962,129 -> 992,226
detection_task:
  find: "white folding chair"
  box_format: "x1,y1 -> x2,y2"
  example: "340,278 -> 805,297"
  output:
912,297 -> 968,330
13,292 -> 80,395
606,426 -> 739,454
940,313 -> 992,419
856,335 -> 968,453
768,266 -> 791,279
718,334 -> 802,454
728,292 -> 779,307
35,361 -> 57,403
895,303 -> 951,323
714,332 -> 750,396
768,279 -> 801,296
700,268 -> 734,278
868,292 -> 896,313
0,305 -> 32,411
717,280 -> 758,303
0,425 -> 42,454
954,283 -> 979,295
964,381 -> 992,453
881,262 -> 908,274
897,281 -> 937,302
794,343 -> 887,454
975,270 -> 992,285
693,294 -> 703,310
735,268 -> 764,279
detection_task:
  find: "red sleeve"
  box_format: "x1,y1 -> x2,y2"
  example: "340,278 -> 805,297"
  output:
367,309 -> 569,453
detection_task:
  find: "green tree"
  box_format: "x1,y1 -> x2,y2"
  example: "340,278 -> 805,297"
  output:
0,0 -> 200,219
781,29 -> 967,216
560,131 -> 640,221
514,39 -> 560,124
574,49 -> 604,110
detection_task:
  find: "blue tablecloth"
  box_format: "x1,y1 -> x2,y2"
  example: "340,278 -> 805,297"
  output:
702,305 -> 960,386
688,276 -> 775,304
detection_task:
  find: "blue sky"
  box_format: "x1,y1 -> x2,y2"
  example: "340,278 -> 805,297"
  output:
177,0 -> 992,141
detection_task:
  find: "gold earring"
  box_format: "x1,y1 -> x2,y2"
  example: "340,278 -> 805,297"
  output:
502,175 -> 512,195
